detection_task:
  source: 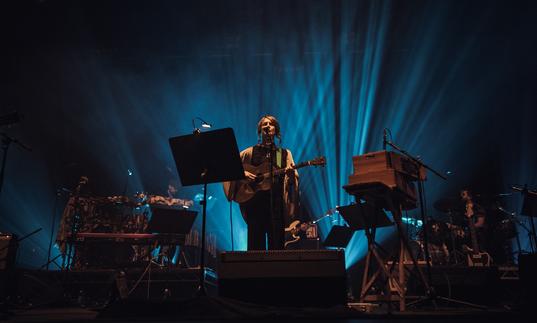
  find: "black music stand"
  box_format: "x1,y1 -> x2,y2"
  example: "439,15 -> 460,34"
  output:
337,203 -> 399,305
148,206 -> 198,267
338,203 -> 393,231
147,206 -> 198,234
323,225 -> 354,248
127,207 -> 198,299
146,205 -> 198,263
169,128 -> 244,296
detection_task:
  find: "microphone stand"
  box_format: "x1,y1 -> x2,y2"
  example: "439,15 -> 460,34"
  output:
497,206 -> 527,261
264,129 -> 277,250
0,132 -> 32,201
512,186 -> 537,253
196,169 -> 208,296
384,137 -> 485,309
45,189 -> 63,270
63,177 -> 88,271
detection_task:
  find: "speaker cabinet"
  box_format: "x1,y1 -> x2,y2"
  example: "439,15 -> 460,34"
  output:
0,233 -> 18,270
0,233 -> 18,300
218,249 -> 347,307
519,253 -> 537,309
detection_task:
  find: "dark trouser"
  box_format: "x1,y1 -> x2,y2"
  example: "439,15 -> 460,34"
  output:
241,190 -> 284,251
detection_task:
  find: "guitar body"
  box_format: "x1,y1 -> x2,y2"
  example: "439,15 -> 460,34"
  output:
284,220 -> 302,248
233,156 -> 326,204
284,220 -> 319,249
467,251 -> 491,267
234,162 -> 276,204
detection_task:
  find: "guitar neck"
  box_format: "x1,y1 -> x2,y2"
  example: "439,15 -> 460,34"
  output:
468,217 -> 480,253
267,160 -> 318,177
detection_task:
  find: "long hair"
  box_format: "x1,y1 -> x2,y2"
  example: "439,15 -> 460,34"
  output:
257,114 -> 281,143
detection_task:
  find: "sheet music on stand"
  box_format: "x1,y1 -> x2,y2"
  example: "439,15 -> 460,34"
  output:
323,204 -> 393,249
323,226 -> 354,248
337,203 -> 393,231
147,205 -> 198,235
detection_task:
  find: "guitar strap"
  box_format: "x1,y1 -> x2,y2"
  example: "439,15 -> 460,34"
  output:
251,145 -> 286,168
276,148 -> 282,168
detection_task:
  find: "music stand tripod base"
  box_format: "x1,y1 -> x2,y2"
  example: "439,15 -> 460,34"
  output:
169,128 -> 244,296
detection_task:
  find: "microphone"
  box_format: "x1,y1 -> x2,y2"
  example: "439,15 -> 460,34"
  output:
382,128 -> 387,150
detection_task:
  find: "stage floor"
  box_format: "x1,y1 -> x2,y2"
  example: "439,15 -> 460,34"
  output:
2,300 -> 527,322
0,265 -> 530,322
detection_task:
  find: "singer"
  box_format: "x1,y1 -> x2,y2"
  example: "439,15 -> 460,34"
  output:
223,115 -> 299,250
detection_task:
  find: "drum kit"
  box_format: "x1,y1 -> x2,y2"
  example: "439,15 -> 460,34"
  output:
411,194 -> 518,266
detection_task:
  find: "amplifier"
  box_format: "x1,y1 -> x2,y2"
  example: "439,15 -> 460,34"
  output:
0,233 -> 18,270
519,253 -> 537,309
218,249 -> 347,307
0,233 -> 18,300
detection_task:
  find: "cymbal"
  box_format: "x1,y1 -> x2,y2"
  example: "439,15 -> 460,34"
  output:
433,197 -> 462,213
433,212 -> 467,226
476,193 -> 513,198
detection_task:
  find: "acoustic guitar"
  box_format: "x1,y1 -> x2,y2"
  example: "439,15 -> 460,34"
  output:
233,156 -> 326,204
284,220 -> 308,248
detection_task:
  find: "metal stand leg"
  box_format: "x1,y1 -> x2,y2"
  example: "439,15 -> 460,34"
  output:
128,254 -> 165,300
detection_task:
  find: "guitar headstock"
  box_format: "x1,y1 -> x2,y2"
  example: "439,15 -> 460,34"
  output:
308,156 -> 326,167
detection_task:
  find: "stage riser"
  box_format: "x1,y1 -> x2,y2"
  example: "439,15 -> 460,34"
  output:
0,234 -> 18,270
219,277 -> 347,307
218,250 -> 347,307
